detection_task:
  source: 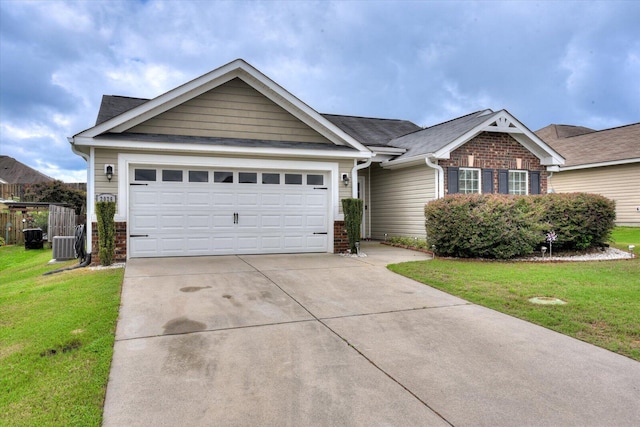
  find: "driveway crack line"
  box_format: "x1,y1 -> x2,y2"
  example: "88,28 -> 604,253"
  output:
238,255 -> 455,427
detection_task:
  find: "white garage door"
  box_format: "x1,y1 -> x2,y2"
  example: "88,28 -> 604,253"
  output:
129,166 -> 329,257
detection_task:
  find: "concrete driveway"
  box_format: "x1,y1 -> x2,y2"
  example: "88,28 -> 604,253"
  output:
103,243 -> 640,426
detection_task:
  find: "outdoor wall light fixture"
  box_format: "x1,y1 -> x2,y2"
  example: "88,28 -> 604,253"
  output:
105,164 -> 114,182
342,173 -> 350,187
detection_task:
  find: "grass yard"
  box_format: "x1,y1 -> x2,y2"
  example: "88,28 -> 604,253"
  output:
0,245 -> 124,426
389,227 -> 640,361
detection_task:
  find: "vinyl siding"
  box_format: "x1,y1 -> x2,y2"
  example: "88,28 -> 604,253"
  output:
552,163 -> 640,225
338,159 -> 353,216
128,78 -> 332,144
369,163 -> 436,239
95,149 -> 119,196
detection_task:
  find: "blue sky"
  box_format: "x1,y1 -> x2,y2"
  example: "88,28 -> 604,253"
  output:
1,0 -> 638,182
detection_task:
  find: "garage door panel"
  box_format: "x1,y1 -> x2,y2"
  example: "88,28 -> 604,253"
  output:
261,193 -> 282,206
187,215 -> 210,229
306,215 -> 326,227
187,192 -> 211,206
284,215 -> 303,228
283,194 -> 303,207
260,215 -> 282,228
160,192 -> 185,206
213,193 -> 235,206
129,167 -> 329,257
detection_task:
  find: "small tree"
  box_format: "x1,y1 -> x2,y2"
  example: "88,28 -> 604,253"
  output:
24,180 -> 86,214
96,201 -> 116,266
342,198 -> 363,253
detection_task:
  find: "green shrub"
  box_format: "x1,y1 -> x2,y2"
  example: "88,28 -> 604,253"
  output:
96,201 -> 116,266
425,194 -> 544,259
424,192 -> 616,259
533,193 -> 616,250
342,198 -> 363,253
0,236 -> 5,247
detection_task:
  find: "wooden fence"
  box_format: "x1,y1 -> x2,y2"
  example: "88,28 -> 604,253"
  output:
48,205 -> 77,240
1,205 -> 77,246
1,211 -> 30,245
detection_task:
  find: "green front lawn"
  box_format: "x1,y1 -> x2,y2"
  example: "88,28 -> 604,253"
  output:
389,227 -> 640,361
0,245 -> 124,426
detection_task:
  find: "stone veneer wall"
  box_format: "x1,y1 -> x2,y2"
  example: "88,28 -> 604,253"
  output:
91,221 -> 127,265
440,131 -> 547,194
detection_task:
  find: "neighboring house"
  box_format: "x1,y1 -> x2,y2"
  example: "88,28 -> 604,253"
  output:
69,59 -> 564,261
0,156 -> 55,184
536,123 -> 640,226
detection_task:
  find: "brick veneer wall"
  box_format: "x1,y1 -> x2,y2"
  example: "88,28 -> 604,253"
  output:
333,220 -> 349,253
440,131 -> 547,194
91,221 -> 127,264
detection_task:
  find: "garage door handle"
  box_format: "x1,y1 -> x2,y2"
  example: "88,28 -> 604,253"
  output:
130,234 -> 149,238
313,232 -> 327,235
130,183 -> 148,186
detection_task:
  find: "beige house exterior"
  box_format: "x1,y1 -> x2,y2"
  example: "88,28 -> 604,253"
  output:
537,124 -> 640,226
70,59 -> 565,261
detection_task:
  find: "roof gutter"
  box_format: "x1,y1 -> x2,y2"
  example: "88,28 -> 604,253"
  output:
351,157 -> 373,198
68,137 -> 93,255
425,156 -> 444,199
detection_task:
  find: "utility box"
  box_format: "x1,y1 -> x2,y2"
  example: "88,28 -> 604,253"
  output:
52,236 -> 76,260
23,228 -> 44,250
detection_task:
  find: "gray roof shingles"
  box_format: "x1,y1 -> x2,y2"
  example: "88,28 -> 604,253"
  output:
388,110 -> 499,159
0,156 -> 55,184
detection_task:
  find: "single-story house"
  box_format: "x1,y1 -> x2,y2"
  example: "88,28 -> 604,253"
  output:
69,59 -> 564,261
536,123 -> 640,226
0,155 -> 55,184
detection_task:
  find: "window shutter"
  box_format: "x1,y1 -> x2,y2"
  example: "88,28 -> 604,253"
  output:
530,171 -> 540,195
448,167 -> 459,194
498,169 -> 509,194
482,169 -> 494,194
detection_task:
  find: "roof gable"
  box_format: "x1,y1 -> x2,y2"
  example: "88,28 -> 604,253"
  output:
384,110 -> 564,168
538,122 -> 640,168
125,78 -> 333,144
74,59 -> 369,153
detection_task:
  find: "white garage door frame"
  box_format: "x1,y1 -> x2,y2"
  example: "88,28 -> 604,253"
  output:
117,153 -> 339,259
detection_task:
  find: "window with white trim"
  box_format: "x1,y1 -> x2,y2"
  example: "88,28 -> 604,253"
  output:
459,168 -> 480,194
508,170 -> 528,195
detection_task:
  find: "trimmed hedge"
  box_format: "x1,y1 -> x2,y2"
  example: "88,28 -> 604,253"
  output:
533,193 -> 616,250
424,193 -> 616,259
342,198 -> 363,253
96,201 -> 116,266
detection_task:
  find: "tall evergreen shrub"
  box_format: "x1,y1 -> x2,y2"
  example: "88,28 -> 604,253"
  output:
96,201 -> 116,266
342,198 -> 363,253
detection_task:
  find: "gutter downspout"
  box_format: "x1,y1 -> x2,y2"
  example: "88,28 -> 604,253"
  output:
68,137 -> 93,255
351,158 -> 372,199
547,171 -> 554,193
425,156 -> 444,199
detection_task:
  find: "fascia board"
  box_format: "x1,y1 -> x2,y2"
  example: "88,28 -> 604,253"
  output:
558,157 -> 640,171
380,155 -> 427,170
72,136 -> 371,160
78,60 -> 246,138
237,67 -> 371,153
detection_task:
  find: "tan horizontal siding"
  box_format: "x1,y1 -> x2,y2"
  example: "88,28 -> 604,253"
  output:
552,163 -> 640,225
369,163 -> 436,239
338,159 -> 353,215
94,149 -> 119,209
128,78 -> 332,144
